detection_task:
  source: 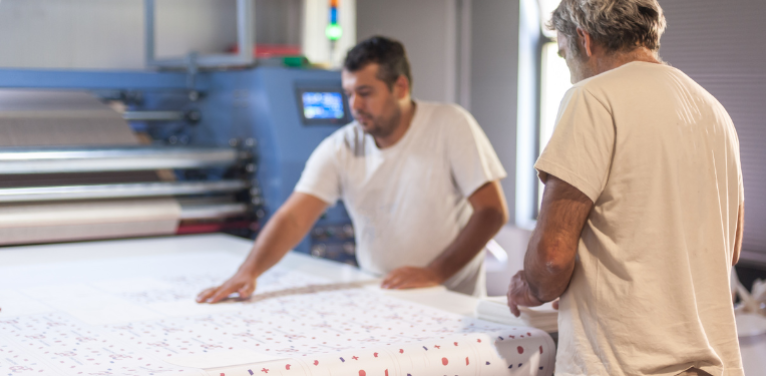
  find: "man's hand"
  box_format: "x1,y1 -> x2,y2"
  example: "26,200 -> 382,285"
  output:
381,266 -> 443,290
507,270 -> 544,317
196,271 -> 257,304
195,192 -> 328,305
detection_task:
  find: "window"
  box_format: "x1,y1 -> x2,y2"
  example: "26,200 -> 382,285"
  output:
538,40 -> 572,208
515,0 -> 571,226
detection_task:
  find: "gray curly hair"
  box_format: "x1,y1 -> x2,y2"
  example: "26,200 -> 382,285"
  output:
548,0 -> 667,56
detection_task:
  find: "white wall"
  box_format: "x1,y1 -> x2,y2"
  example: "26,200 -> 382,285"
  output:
0,0 -> 239,69
257,0 -> 303,46
470,0 -> 520,225
0,0 -> 307,70
0,0 -> 140,69
356,0 -> 460,104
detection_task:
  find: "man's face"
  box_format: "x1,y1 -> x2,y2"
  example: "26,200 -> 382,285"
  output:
557,31 -> 593,84
342,64 -> 402,138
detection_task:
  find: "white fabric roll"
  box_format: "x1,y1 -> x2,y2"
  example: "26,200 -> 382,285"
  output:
0,90 -> 180,245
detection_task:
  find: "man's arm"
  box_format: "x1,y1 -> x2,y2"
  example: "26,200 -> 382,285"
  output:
197,192 -> 329,303
381,180 -> 509,289
733,202 -> 744,266
507,175 -> 592,316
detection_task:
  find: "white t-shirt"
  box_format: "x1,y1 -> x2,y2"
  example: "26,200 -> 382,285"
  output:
295,101 -> 507,295
536,62 -> 744,375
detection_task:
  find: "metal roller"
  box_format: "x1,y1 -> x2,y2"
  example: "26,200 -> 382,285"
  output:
179,202 -> 249,220
0,180 -> 247,202
0,146 -> 242,174
122,110 -> 201,123
123,111 -> 185,122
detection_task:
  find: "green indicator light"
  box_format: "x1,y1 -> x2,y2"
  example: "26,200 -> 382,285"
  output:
325,23 -> 343,41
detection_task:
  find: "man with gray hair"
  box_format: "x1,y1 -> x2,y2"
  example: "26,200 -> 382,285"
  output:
507,0 -> 744,375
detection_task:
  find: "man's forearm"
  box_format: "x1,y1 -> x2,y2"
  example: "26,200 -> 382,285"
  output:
237,193 -> 328,279
523,231 -> 576,302
427,207 -> 506,282
237,210 -> 310,278
521,176 -> 592,302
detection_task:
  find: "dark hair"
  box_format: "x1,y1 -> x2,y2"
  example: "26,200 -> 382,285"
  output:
343,36 -> 412,92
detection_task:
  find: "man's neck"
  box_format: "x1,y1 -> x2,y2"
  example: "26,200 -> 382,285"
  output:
594,47 -> 661,76
375,99 -> 416,149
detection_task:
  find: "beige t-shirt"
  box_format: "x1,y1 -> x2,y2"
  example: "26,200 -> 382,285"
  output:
536,62 -> 744,376
295,101 -> 507,296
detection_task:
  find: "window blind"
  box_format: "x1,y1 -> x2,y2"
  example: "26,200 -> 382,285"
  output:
659,0 -> 766,263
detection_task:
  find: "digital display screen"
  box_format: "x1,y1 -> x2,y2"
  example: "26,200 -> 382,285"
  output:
301,91 -> 346,120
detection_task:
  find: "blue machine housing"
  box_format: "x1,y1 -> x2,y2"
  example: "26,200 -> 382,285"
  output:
0,66 -> 356,264
200,67 -> 355,261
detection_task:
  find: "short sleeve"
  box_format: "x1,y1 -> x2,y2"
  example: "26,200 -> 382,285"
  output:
446,106 -> 508,197
535,86 -> 615,203
294,137 -> 342,205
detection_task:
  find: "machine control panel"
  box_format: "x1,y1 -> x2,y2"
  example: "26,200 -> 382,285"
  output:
296,85 -> 351,126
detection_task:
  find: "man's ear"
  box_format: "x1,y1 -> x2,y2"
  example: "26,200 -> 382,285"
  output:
393,75 -> 410,100
576,28 -> 594,57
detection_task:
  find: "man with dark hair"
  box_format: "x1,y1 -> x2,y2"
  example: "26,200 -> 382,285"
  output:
507,1 -> 744,375
343,36 -> 412,93
197,35 -> 508,301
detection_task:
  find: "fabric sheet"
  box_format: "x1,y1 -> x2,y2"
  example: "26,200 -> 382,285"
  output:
475,296 -> 558,333
0,89 -> 179,244
0,89 -> 138,146
0,250 -> 555,376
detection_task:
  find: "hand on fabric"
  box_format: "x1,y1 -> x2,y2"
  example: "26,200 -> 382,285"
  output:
507,270 -> 545,317
196,271 -> 257,304
381,266 -> 443,290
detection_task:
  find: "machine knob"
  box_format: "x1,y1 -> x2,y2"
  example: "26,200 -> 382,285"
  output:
342,224 -> 354,238
311,244 -> 326,257
343,242 -> 355,255
185,110 -> 202,124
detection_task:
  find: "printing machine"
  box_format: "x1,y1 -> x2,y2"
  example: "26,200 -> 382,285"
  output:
0,65 -> 358,265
